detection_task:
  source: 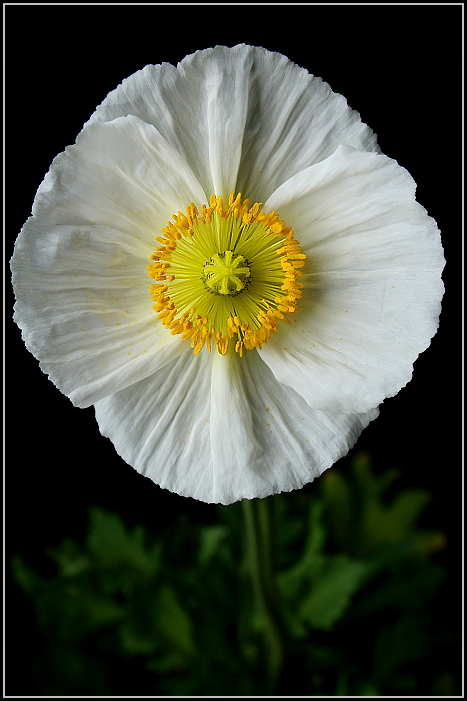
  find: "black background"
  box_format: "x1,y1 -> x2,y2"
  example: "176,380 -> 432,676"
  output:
5,3 -> 462,694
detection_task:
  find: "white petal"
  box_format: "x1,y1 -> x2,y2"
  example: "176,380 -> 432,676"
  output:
209,351 -> 263,503
260,145 -> 444,413
94,350 -> 215,502
86,46 -> 254,197
86,45 -> 378,201
209,351 -> 378,504
41,115 -> 206,231
94,349 -> 378,505
11,116 -> 206,407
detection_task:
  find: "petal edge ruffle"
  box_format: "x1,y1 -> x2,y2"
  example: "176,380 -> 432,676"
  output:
94,350 -> 379,505
260,146 -> 444,414
86,45 -> 378,201
11,116 -> 207,406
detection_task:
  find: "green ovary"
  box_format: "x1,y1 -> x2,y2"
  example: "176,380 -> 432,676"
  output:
203,251 -> 251,295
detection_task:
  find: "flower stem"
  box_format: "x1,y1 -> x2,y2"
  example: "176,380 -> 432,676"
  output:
242,497 -> 283,692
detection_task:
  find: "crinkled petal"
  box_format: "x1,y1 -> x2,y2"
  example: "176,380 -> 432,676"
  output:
86,44 -> 378,201
260,145 -> 444,413
11,116 -> 207,407
94,349 -> 378,505
94,350 -> 214,502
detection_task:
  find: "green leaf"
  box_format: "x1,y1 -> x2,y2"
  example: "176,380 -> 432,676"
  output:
307,500 -> 326,555
351,451 -> 398,498
320,469 -> 353,550
155,585 -> 195,655
198,525 -> 228,567
118,587 -> 163,656
60,590 -> 125,638
373,613 -> 431,684
10,555 -> 40,595
34,584 -> 125,640
352,562 -> 446,617
277,502 -> 327,601
86,508 -> 160,577
384,489 -> 432,537
360,490 -> 431,554
45,538 -> 90,577
299,555 -> 368,630
357,682 -> 381,695
146,651 -> 188,674
118,583 -> 196,658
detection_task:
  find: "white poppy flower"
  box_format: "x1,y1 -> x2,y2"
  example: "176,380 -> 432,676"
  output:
11,45 -> 444,505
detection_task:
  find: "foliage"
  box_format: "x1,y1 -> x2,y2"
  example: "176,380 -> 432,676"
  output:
10,453 -> 459,696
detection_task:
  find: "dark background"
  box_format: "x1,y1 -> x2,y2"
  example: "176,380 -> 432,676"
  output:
5,3 -> 462,695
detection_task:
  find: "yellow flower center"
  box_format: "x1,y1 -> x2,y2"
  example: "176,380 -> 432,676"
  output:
147,193 -> 306,356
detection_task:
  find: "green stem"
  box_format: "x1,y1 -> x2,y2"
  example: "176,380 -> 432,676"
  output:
242,497 -> 283,692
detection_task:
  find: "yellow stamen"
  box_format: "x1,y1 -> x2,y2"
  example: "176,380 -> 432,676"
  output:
147,193 -> 306,356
